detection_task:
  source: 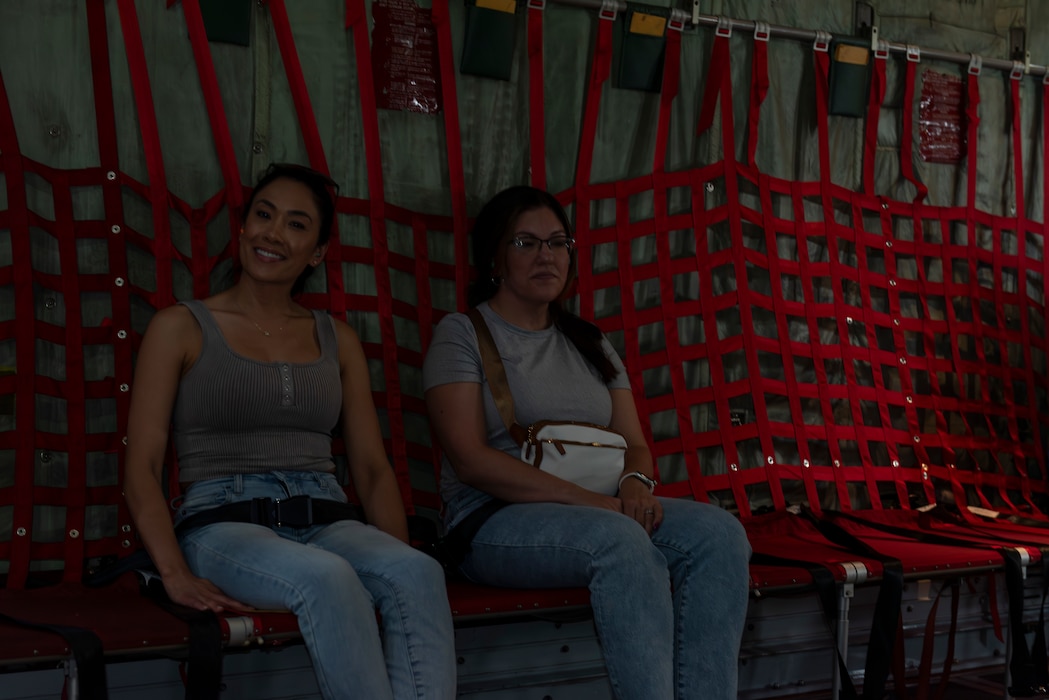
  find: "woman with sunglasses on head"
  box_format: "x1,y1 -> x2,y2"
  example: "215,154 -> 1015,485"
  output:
124,163 -> 456,700
423,185 -> 750,700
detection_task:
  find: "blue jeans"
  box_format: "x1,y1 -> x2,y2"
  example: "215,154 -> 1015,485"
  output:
175,471 -> 456,700
459,498 -> 751,700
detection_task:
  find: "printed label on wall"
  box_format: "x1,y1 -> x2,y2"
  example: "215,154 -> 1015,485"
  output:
919,70 -> 964,164
372,0 -> 442,114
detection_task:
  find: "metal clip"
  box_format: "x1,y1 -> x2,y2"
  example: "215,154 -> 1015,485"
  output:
527,0 -> 545,10
874,39 -> 889,61
906,44 -> 920,63
715,16 -> 732,38
1010,60 -> 1025,80
753,21 -> 770,42
598,0 -> 616,21
967,53 -> 982,76
667,15 -> 684,32
813,30 -> 831,53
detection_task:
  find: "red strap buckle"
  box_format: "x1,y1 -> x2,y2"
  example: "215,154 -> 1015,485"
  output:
968,54 -> 982,76
715,16 -> 732,38
1010,60 -> 1025,81
753,21 -> 770,42
598,0 -> 617,21
667,16 -> 684,32
874,40 -> 889,61
906,45 -> 920,63
527,0 -> 545,9
813,30 -> 831,53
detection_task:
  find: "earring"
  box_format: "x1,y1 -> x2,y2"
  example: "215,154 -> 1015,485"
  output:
490,275 -> 502,286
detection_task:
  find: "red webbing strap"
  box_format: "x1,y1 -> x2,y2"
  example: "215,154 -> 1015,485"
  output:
746,31 -> 768,168
901,57 -> 929,203
906,202 -> 945,507
870,199 -> 914,511
86,0 -> 135,556
696,29 -> 728,137
759,174 -> 821,508
811,46 -> 852,510
346,0 -> 410,499
1043,76 -> 1049,489
1007,71 -> 1039,509
431,0 -> 470,311
612,181 -> 648,445
0,68 -> 35,589
527,2 -> 546,190
573,11 -> 614,324
712,32 -> 784,510
650,27 -> 692,490
183,0 -> 244,273
53,171 -> 88,582
117,0 -> 175,311
862,53 -> 887,196
268,0 -> 346,321
268,0 -> 329,174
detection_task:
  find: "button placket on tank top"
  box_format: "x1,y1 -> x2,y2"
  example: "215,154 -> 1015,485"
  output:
280,363 -> 294,406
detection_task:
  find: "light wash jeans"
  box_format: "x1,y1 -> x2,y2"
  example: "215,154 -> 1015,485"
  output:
458,497 -> 751,700
175,471 -> 456,700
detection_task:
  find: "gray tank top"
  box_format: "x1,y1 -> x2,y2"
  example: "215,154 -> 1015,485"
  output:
173,300 -> 342,483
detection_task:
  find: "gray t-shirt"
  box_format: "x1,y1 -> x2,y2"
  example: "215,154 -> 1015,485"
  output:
422,302 -> 630,528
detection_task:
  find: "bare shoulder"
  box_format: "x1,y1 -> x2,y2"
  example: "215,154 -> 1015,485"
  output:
330,315 -> 364,352
140,304 -> 202,370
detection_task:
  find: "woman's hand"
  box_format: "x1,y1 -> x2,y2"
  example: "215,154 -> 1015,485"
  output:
618,478 -> 663,535
162,569 -> 248,613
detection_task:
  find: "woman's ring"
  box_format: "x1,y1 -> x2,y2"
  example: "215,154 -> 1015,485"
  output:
644,509 -> 655,515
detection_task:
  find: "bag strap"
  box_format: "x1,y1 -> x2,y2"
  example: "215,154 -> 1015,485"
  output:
467,308 -> 527,445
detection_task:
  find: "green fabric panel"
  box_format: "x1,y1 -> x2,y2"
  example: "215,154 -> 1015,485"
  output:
615,7 -> 667,93
199,0 -> 251,46
460,2 -> 518,81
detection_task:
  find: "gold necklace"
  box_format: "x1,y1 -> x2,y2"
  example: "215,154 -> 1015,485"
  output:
249,318 -> 283,337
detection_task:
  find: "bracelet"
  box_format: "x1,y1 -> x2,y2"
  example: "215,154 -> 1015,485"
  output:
618,471 -> 657,493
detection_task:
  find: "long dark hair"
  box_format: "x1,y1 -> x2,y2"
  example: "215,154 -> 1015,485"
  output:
242,163 -> 339,296
468,186 -> 619,384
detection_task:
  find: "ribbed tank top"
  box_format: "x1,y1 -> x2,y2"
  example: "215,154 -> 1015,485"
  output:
173,300 -> 342,483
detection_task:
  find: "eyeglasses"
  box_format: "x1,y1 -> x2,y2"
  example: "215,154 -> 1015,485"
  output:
509,235 -> 574,254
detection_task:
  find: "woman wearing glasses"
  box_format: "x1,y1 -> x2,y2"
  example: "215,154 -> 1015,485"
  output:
124,163 -> 456,700
423,186 -> 750,700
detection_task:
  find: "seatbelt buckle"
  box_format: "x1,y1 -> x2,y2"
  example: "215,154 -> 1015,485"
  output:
251,495 -> 315,528
527,0 -> 545,10
273,495 -> 314,528
598,0 -> 617,22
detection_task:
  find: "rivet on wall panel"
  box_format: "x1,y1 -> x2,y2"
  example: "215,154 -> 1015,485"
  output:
106,171 -> 116,181
16,527 -> 27,537
114,277 -> 125,287
120,383 -> 129,392
111,225 -> 121,234
45,297 -> 57,309
69,529 -> 80,539
117,330 -> 127,339
40,451 -> 51,463
48,125 -> 61,137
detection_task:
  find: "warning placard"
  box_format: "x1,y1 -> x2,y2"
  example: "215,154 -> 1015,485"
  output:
372,0 -> 442,114
918,70 -> 965,164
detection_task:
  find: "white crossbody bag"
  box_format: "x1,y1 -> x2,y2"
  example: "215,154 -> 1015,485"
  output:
468,309 -> 627,496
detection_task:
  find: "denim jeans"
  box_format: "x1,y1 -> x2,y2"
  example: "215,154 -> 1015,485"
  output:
459,497 -> 751,700
175,471 -> 456,700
